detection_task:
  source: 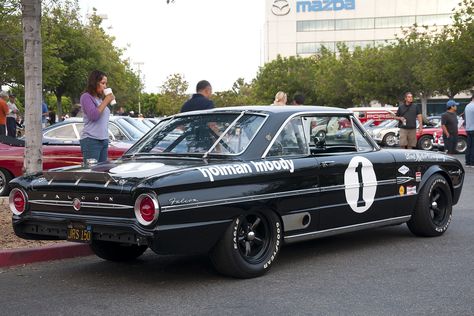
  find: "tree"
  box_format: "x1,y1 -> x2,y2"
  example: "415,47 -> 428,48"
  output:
156,73 -> 189,116
213,78 -> 258,107
22,0 -> 43,174
253,55 -> 318,104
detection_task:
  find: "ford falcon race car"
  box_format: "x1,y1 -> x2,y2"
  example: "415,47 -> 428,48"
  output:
9,106 -> 464,278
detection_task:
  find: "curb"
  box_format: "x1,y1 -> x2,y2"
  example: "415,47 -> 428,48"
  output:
0,243 -> 93,268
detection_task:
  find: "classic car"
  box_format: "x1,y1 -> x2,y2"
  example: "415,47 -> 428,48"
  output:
348,107 -> 398,125
416,118 -> 467,153
9,106 -> 464,278
370,119 -> 400,147
41,116 -> 148,145
0,137 -> 131,196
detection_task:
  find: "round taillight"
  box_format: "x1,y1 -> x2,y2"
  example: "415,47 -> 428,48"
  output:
9,188 -> 27,215
134,193 -> 159,226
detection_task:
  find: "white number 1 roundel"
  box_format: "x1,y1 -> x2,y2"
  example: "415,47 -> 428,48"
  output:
344,156 -> 377,213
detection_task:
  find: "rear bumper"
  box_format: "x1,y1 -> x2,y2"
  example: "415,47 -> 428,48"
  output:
13,212 -> 231,254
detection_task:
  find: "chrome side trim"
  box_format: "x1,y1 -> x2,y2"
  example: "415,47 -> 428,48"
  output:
160,179 -> 398,213
29,200 -> 133,210
284,215 -> 411,243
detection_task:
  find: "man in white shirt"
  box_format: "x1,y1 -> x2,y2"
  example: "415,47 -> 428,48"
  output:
464,96 -> 474,167
7,94 -> 19,138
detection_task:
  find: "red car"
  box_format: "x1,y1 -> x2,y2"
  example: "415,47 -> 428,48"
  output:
417,125 -> 467,153
0,138 -> 130,196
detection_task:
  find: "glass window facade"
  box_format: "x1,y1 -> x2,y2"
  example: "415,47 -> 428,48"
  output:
297,14 -> 452,32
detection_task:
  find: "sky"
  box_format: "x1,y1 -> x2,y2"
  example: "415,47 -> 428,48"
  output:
78,0 -> 266,93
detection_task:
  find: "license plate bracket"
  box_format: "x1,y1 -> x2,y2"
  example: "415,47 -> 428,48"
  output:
67,222 -> 92,243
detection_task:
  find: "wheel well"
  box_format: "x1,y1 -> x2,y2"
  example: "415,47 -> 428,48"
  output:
419,169 -> 454,201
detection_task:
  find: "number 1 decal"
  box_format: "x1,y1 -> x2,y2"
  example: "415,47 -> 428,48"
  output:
344,156 -> 377,213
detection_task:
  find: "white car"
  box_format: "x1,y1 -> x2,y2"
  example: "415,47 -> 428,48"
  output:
371,119 -> 399,147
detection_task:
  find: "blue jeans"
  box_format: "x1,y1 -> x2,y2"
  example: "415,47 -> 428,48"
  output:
466,131 -> 474,165
80,138 -> 108,163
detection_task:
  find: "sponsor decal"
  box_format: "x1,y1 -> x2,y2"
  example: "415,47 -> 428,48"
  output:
398,165 -> 410,175
198,158 -> 295,182
399,185 -> 405,196
344,156 -> 377,213
415,171 -> 422,182
406,186 -> 417,196
397,176 -> 414,184
272,0 -> 291,16
405,152 -> 447,162
297,0 -> 355,13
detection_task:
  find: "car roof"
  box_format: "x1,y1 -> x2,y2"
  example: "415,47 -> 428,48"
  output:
175,105 -> 351,116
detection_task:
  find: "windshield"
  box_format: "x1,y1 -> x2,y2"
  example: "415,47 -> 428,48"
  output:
114,118 -> 145,140
125,112 -> 266,156
121,117 -> 152,133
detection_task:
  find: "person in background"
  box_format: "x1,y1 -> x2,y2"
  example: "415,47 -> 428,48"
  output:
292,93 -> 305,105
273,91 -> 287,105
441,100 -> 459,155
42,100 -> 49,128
49,110 -> 56,125
7,94 -> 19,137
180,80 -> 214,113
0,91 -> 9,136
395,92 -> 423,149
116,106 -> 127,116
79,70 -> 115,164
465,96 -> 474,167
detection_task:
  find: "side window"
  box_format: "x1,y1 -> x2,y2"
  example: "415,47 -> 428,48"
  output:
302,115 -> 373,154
109,123 -> 127,141
268,117 -> 308,157
43,124 -> 78,139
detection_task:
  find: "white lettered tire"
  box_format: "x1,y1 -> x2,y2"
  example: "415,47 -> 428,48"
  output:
210,211 -> 282,278
407,174 -> 452,237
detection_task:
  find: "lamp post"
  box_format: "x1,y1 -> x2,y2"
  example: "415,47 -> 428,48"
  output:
134,61 -> 144,115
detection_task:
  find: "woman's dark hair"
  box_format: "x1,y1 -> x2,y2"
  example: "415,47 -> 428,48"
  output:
86,70 -> 107,96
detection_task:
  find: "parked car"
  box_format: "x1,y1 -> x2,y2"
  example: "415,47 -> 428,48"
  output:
9,106 -> 464,278
0,137 -> 130,196
416,116 -> 467,153
371,119 -> 400,147
41,116 -> 147,145
348,107 -> 398,125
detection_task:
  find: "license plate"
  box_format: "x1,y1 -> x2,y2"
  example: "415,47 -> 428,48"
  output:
67,222 -> 92,243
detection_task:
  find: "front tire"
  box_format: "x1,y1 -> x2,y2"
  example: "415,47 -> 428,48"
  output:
0,168 -> 12,196
90,240 -> 148,262
407,174 -> 452,237
210,211 -> 282,278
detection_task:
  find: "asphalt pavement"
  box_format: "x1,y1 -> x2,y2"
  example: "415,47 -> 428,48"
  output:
0,155 -> 473,315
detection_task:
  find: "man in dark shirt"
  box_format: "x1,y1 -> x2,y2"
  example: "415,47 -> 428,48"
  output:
395,92 -> 423,149
180,80 -> 214,113
441,100 -> 459,155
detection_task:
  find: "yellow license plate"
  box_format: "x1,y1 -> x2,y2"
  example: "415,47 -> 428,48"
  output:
67,223 -> 92,243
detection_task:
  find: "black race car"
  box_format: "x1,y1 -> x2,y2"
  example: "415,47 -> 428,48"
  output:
9,106 -> 464,278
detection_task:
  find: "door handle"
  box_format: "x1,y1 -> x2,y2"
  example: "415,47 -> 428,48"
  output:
320,161 -> 335,167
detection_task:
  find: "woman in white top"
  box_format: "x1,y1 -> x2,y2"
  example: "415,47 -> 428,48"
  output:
273,91 -> 287,105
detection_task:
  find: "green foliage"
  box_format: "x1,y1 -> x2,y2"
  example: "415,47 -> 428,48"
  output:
213,78 -> 258,107
155,73 -> 189,116
253,55 -> 318,104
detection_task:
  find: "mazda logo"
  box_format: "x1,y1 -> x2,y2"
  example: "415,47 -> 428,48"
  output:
72,198 -> 81,211
272,0 -> 290,16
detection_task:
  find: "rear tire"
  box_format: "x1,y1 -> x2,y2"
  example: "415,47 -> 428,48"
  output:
382,132 -> 397,147
90,240 -> 148,262
407,174 -> 452,237
0,168 -> 12,196
417,135 -> 433,151
456,136 -> 467,154
210,211 -> 282,278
